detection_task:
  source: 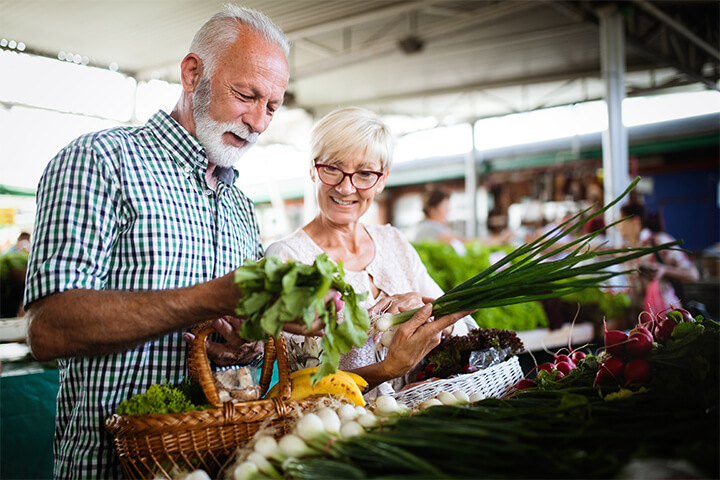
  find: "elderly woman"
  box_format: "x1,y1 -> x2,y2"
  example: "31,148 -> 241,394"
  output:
266,107 -> 474,397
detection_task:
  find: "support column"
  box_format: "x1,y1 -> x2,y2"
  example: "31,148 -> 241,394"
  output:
465,122 -> 478,238
598,6 -> 631,230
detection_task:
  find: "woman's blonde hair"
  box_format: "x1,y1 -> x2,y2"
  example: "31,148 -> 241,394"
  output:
310,107 -> 395,171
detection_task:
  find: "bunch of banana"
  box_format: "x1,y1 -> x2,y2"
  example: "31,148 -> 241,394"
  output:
266,367 -> 368,406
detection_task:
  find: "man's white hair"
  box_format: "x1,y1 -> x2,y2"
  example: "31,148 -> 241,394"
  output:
189,4 -> 290,77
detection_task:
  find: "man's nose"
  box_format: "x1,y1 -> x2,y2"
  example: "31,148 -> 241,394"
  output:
243,103 -> 271,134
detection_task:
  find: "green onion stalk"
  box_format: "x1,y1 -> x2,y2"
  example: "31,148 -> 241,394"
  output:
374,177 -> 681,332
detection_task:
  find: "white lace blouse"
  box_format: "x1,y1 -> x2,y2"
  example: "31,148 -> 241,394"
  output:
265,223 -> 471,395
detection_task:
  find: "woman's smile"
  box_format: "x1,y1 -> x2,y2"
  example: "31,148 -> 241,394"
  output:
331,196 -> 357,206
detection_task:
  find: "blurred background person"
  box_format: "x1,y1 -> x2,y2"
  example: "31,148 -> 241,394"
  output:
414,187 -> 511,255
617,202 -> 699,322
0,232 -> 30,318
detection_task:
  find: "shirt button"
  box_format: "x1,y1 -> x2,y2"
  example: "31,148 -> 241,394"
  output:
183,166 -> 191,173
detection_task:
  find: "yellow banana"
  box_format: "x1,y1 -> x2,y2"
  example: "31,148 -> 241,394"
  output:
289,371 -> 366,407
290,367 -> 368,393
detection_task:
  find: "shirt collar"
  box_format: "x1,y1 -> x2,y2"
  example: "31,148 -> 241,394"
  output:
146,110 -> 239,186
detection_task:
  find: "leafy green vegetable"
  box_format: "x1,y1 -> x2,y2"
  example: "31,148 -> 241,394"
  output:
116,382 -> 208,415
234,253 -> 369,384
424,328 -> 525,378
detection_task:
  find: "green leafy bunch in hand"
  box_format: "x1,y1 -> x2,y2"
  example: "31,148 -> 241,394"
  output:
234,254 -> 369,384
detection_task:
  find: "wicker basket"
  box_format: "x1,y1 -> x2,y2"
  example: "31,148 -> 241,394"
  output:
105,323 -> 313,479
393,355 -> 523,408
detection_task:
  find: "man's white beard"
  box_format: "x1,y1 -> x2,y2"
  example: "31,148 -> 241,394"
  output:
192,76 -> 259,168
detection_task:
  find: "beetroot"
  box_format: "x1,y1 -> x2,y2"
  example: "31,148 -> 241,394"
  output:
623,359 -> 650,386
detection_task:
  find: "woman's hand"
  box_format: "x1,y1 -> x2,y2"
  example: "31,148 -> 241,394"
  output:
369,292 -> 430,316
183,316 -> 264,367
380,304 -> 473,380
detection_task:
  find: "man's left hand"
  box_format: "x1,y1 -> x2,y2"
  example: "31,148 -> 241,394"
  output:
183,316 -> 264,367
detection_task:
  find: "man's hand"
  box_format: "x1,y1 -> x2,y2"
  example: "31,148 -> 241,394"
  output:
280,290 -> 344,337
183,316 -> 264,367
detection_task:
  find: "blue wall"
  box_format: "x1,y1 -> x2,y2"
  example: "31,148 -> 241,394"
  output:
643,168 -> 719,252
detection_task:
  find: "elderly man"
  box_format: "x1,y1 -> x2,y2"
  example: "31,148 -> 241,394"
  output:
24,6 -> 290,478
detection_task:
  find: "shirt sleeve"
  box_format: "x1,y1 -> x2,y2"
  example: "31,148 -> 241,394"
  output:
25,140 -> 120,305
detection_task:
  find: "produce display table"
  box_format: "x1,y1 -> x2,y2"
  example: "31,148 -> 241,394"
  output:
0,344 -> 58,480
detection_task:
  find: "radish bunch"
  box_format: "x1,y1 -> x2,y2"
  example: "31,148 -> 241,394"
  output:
596,324 -> 653,387
513,349 -> 587,390
596,308 -> 695,387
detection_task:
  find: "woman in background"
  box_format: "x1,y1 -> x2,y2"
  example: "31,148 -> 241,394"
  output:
617,202 -> 699,321
266,107 -> 474,397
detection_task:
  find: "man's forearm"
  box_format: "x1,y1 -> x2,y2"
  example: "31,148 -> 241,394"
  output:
26,272 -> 241,361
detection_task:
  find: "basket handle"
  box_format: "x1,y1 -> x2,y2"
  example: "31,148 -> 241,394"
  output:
187,322 -> 294,408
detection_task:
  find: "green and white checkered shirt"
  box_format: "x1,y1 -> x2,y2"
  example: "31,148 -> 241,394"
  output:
24,110 -> 263,479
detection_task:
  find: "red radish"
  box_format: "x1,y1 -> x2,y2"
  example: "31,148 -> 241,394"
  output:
626,330 -> 653,359
630,326 -> 653,342
570,350 -> 587,364
594,368 -> 612,386
537,362 -> 555,373
654,318 -> 677,344
604,329 -> 628,357
515,379 -> 537,390
554,354 -> 574,366
665,308 -> 693,324
623,359 -> 650,386
556,361 -> 573,376
599,355 -> 625,382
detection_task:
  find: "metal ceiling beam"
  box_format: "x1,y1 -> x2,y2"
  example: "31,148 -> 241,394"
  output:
630,0 -> 720,61
547,1 -> 719,92
291,1 -> 539,79
283,0 -> 437,40
301,64 -> 662,115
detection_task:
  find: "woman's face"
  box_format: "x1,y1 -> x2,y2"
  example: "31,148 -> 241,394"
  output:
314,153 -> 387,226
617,215 -> 642,243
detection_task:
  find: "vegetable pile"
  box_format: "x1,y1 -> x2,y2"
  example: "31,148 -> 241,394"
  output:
116,380 -> 210,416
419,328 -> 524,379
374,177 -> 679,335
233,253 -> 369,383
225,313 -> 718,479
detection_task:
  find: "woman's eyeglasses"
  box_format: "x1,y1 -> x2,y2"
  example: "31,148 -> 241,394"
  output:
314,163 -> 384,190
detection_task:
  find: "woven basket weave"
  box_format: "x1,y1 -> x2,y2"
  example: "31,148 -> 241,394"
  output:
105,323 -> 312,479
393,355 -> 523,408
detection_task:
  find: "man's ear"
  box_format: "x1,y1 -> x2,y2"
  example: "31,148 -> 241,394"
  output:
179,53 -> 203,92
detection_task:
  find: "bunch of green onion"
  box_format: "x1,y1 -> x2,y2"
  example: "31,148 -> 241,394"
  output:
375,177 -> 680,333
